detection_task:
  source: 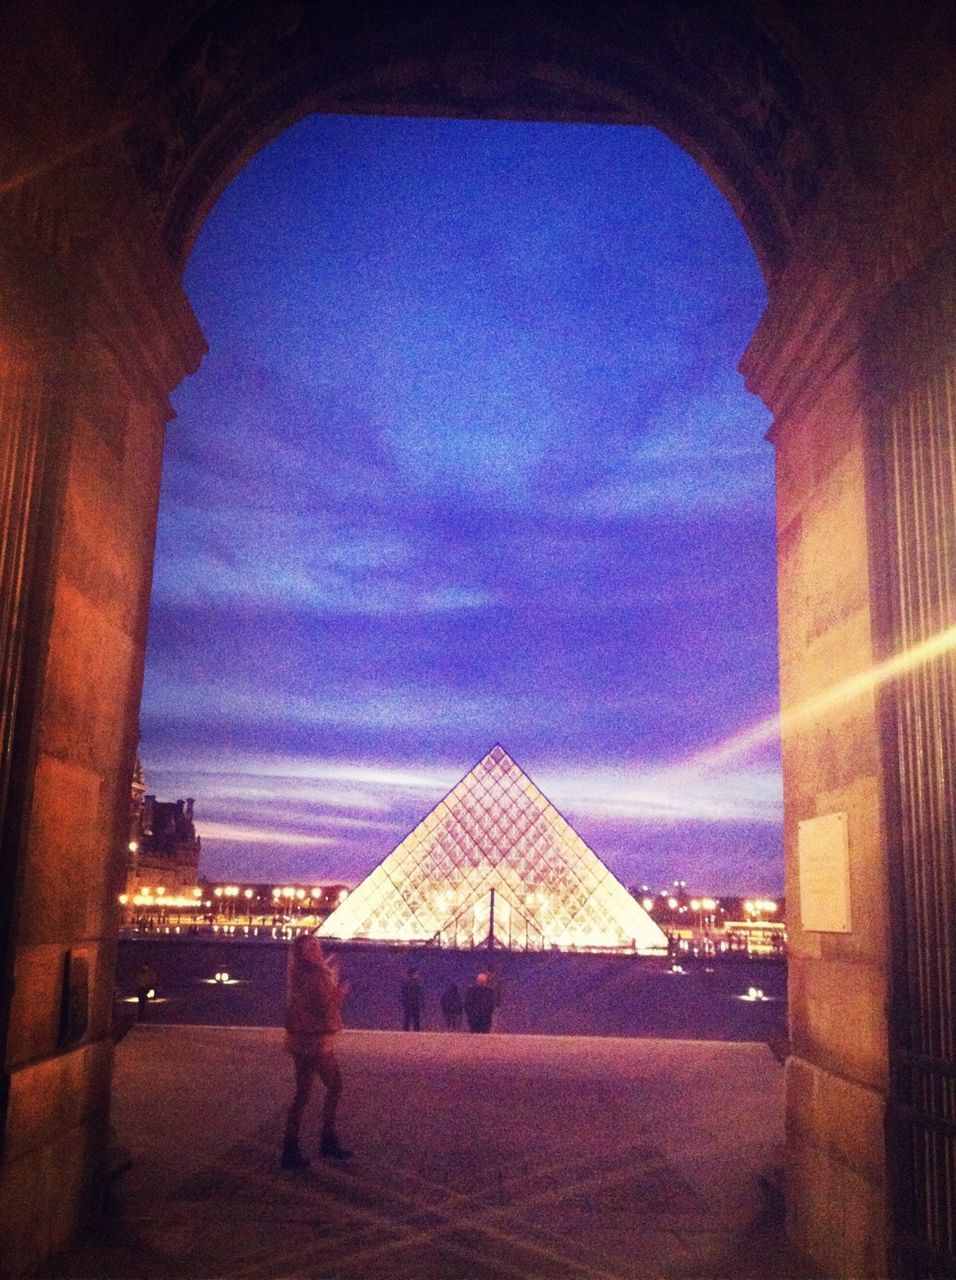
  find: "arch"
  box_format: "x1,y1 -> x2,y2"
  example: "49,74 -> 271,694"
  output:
115,4 -> 837,282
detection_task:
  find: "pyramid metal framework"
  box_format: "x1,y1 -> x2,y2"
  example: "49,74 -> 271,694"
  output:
319,745 -> 668,952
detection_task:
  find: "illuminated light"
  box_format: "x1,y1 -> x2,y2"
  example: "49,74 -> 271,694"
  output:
667,897 -> 678,910
128,841 -> 138,853
214,887 -> 223,897
295,889 -> 305,900
764,899 -> 778,913
642,898 -> 654,911
312,888 -> 322,898
272,888 -> 281,899
156,887 -> 165,896
702,898 -> 717,911
244,888 -> 254,899
142,888 -> 151,897
744,901 -> 755,914
118,894 -> 128,905
690,899 -> 700,911
147,989 -> 155,999
192,887 -> 202,898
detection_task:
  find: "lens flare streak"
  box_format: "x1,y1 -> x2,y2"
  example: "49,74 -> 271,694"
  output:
667,622 -> 956,778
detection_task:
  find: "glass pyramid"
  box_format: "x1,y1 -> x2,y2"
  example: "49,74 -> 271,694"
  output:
318,745 -> 668,953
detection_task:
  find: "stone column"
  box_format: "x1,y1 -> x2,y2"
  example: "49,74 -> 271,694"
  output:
0,208 -> 205,1273
745,154 -> 956,1272
742,225 -> 892,1280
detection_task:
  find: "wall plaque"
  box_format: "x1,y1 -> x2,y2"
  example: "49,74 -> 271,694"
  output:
798,811 -> 852,932
58,950 -> 90,1050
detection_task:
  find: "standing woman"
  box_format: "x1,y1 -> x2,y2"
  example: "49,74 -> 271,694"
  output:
282,934 -> 352,1168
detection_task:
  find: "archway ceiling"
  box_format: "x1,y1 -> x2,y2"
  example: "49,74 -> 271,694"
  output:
117,0 -> 836,281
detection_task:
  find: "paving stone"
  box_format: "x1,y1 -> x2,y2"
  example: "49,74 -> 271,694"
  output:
35,1028 -> 822,1279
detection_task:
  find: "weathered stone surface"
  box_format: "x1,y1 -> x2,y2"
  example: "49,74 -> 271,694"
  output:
5,1042 -> 112,1163
785,1055 -> 886,1185
786,1128 -> 888,1280
0,1110 -> 109,1279
788,955 -> 889,1092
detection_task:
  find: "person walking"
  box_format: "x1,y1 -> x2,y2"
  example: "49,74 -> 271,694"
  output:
440,981 -> 463,1030
464,971 -> 496,1033
281,934 -> 352,1169
400,967 -> 425,1031
134,963 -> 158,1020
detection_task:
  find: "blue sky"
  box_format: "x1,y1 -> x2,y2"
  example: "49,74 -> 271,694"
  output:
140,114 -> 781,894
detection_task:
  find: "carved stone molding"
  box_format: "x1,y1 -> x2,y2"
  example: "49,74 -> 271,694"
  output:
741,144 -> 956,426
120,1 -> 836,280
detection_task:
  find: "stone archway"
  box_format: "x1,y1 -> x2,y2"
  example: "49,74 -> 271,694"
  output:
1,5 -> 954,1276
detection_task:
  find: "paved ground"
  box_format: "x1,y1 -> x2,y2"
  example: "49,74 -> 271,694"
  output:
38,1026 -> 820,1280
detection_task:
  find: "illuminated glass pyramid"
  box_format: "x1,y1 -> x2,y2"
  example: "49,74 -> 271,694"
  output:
319,745 -> 667,952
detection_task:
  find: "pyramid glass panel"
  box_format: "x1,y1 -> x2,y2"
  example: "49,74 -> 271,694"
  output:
319,746 -> 668,953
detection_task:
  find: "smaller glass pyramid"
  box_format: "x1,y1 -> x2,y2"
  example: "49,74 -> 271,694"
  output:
319,745 -> 667,953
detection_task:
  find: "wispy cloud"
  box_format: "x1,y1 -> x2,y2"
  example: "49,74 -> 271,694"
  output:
199,821 -> 337,847
143,115 -> 780,891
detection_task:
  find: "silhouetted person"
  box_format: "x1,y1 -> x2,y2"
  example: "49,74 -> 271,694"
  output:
464,971 -> 496,1033
440,981 -> 463,1030
282,935 -> 351,1169
486,969 -> 503,1010
134,963 -> 158,1020
401,968 -> 425,1031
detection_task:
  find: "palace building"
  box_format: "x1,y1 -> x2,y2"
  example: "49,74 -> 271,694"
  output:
319,745 -> 667,953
